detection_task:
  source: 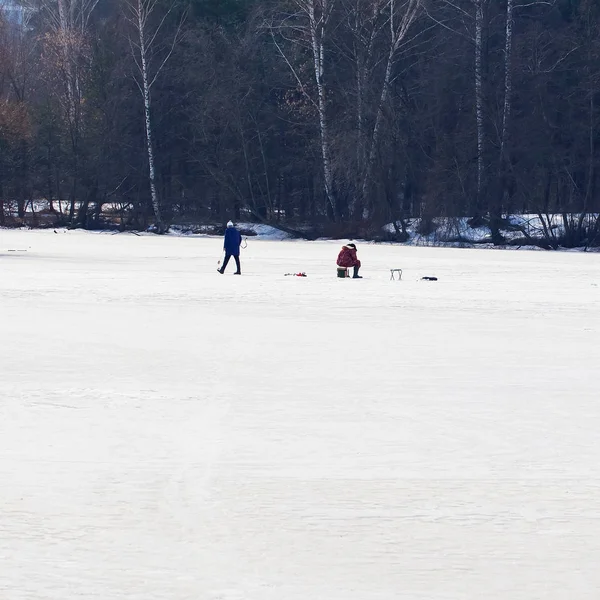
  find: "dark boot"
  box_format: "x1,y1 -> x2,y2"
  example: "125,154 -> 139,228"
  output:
233,255 -> 241,275
353,265 -> 362,279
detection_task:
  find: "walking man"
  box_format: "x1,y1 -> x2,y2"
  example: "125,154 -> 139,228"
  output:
218,221 -> 242,275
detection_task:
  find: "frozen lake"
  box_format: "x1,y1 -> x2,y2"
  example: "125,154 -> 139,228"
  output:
1,229 -> 600,599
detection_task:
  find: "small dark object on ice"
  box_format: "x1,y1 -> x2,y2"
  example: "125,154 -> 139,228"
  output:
285,272 -> 307,277
421,276 -> 438,281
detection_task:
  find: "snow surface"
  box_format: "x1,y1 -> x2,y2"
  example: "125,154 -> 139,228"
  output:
1,229 -> 600,599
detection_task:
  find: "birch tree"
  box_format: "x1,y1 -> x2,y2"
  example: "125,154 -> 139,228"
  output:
125,0 -> 184,233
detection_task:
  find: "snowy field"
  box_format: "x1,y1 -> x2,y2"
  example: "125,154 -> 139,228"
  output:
1,229 -> 600,600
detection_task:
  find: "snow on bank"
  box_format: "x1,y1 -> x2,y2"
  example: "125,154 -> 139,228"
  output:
2,229 -> 600,599
231,222 -> 293,240
4,208 -> 600,250
168,221 -> 293,241
174,214 -> 600,249
384,214 -> 600,249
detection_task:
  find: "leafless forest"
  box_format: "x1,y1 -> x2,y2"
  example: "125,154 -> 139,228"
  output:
1,0 -> 600,246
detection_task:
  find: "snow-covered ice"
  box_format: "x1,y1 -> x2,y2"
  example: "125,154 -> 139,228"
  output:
1,229 -> 600,599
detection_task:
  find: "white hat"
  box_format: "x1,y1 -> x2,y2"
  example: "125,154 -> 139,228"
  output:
227,220 -> 234,228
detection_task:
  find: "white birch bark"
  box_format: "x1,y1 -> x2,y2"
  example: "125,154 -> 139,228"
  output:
126,0 -> 184,233
305,0 -> 337,217
136,0 -> 163,233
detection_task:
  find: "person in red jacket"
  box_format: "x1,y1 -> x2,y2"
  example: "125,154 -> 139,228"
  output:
336,243 -> 362,278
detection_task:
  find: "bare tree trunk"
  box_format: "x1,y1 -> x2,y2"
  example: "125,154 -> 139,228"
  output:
356,53 -> 364,148
306,0 -> 337,219
0,183 -> 4,226
126,0 -> 184,234
351,0 -> 381,216
77,178 -> 96,227
359,0 -> 421,217
474,0 -> 485,215
238,109 -> 256,212
271,1 -> 338,219
578,45 -> 595,241
356,49 -> 365,203
255,118 -> 274,218
53,0 -> 88,226
56,0 -> 78,128
360,42 -> 393,212
500,0 -> 512,162
137,0 -> 164,233
491,0 -> 513,243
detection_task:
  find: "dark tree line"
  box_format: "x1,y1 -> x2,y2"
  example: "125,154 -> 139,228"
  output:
1,0 -> 600,245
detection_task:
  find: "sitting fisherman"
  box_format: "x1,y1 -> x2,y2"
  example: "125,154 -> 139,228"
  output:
336,243 -> 362,279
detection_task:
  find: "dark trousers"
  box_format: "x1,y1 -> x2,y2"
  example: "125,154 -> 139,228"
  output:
221,253 -> 241,273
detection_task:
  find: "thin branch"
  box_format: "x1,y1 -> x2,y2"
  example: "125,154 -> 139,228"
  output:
148,10 -> 186,88
146,3 -> 174,50
128,36 -> 144,76
514,1 -> 554,7
423,7 -> 472,41
269,28 -> 319,110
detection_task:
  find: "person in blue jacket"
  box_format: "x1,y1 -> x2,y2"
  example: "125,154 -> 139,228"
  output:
218,220 -> 242,274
